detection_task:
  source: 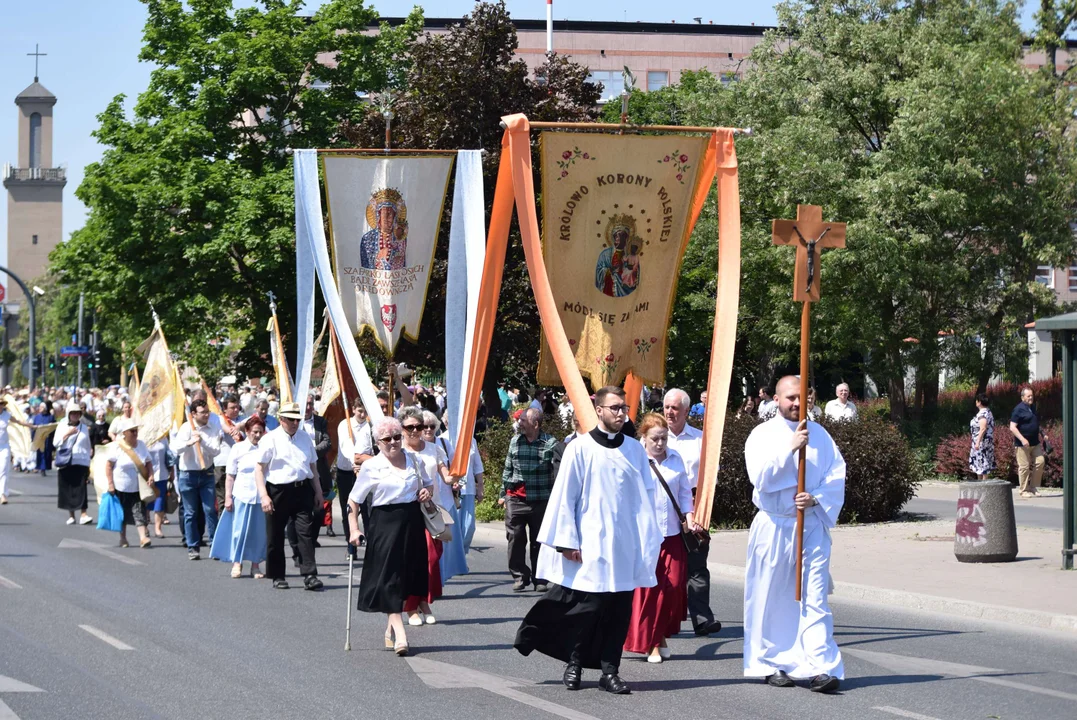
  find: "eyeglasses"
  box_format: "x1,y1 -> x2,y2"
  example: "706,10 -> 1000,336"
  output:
598,404 -> 628,414
423,424 -> 438,430
378,434 -> 403,443
402,424 -> 423,432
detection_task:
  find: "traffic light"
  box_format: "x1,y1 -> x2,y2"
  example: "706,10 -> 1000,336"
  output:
48,357 -> 55,370
30,357 -> 40,375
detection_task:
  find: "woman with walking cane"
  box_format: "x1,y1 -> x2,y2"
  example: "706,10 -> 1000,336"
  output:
347,417 -> 432,656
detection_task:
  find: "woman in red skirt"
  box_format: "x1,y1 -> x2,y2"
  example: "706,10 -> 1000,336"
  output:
624,413 -> 703,663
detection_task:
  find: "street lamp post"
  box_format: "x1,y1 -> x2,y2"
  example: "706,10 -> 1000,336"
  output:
0,266 -> 36,391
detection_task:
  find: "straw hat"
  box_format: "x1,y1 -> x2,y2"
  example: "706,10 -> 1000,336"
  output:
278,401 -> 303,419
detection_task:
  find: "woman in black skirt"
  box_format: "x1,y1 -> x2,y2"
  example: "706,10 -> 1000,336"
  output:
54,406 -> 94,525
347,417 -> 432,657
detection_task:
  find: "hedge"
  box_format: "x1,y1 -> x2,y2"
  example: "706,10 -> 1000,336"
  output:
934,419 -> 1063,487
476,411 -> 919,527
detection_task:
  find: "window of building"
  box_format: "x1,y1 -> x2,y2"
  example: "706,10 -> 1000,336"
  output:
1035,265 -> 1053,287
720,72 -> 741,85
587,71 -> 625,103
32,234 -> 38,245
647,71 -> 669,92
29,113 -> 42,168
1069,265 -> 1077,291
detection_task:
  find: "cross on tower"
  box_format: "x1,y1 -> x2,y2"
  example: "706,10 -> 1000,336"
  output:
27,44 -> 47,82
771,204 -> 847,303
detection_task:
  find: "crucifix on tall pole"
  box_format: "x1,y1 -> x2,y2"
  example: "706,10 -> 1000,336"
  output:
772,204 -> 846,601
28,44 -> 47,81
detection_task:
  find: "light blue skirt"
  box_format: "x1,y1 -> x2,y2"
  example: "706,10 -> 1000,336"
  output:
439,501 -> 469,581
209,500 -> 267,563
458,494 -> 477,552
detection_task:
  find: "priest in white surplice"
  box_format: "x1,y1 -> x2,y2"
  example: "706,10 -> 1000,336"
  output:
515,386 -> 662,696
743,375 -> 846,694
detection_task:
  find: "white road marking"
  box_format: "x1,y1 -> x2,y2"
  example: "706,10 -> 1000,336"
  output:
408,657 -> 600,720
58,539 -> 144,566
848,648 -> 1077,702
78,625 -> 134,650
0,575 -> 22,590
873,707 -> 946,720
0,674 -> 44,720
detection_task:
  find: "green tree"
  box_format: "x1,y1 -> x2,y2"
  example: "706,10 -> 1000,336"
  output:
608,1 -> 1077,421
341,1 -> 600,405
49,0 -> 423,382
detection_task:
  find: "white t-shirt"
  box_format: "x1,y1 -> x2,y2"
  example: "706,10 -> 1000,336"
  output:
436,433 -> 484,495
411,442 -> 452,508
336,418 -> 374,471
54,419 -> 93,467
227,439 -> 263,505
211,413 -> 245,468
349,453 -> 430,507
824,400 -> 858,422
666,423 -> 703,486
255,426 -> 316,485
108,440 -> 151,494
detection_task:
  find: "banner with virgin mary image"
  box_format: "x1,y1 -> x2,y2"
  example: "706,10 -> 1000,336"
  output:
322,154 -> 455,355
536,132 -> 711,388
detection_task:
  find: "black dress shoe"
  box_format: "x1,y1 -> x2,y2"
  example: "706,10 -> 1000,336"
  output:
694,619 -> 722,636
765,670 -> 795,688
304,575 -> 324,591
562,664 -> 582,691
326,527 -> 336,537
809,674 -> 840,693
598,674 -> 630,695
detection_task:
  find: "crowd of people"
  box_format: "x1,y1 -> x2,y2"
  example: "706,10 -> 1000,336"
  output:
0,374 -> 863,697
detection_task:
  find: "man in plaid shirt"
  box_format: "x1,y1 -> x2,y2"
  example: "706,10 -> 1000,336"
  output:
502,407 -> 557,592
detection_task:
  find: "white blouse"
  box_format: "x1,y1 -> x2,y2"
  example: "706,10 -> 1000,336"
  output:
148,440 -> 169,482
108,440 -> 151,494
412,442 -> 452,508
227,439 -> 264,505
649,448 -> 695,538
349,453 -> 432,508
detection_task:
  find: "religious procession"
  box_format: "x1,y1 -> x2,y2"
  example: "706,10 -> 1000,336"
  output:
3,3 -> 1077,720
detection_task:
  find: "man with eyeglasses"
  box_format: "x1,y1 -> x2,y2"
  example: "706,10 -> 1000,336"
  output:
255,401 -> 324,590
515,386 -> 662,696
170,398 -> 224,560
501,407 -> 557,593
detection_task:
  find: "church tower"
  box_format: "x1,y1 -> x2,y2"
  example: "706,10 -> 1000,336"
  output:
4,70 -> 65,295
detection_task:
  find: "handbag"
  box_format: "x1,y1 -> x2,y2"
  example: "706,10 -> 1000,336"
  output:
165,481 -> 179,514
118,441 -> 158,504
1042,433 -> 1053,457
650,459 -> 710,554
55,445 -> 73,468
96,493 -> 123,532
420,500 -> 455,542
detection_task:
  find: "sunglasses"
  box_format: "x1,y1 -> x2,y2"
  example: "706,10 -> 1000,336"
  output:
423,424 -> 438,430
378,434 -> 403,443
402,424 -> 423,432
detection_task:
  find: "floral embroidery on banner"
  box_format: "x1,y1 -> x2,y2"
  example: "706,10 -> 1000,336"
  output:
556,147 -> 597,180
596,353 -> 619,378
658,149 -> 691,184
634,336 -> 658,360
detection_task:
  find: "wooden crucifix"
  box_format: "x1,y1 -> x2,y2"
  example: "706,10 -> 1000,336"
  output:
771,204 -> 846,601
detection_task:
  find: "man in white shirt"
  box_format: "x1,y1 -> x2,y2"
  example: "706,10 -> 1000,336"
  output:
335,397 -> 374,551
0,398 -> 35,505
169,398 -> 223,560
824,383 -> 858,422
758,387 -> 779,421
529,388 -> 547,414
255,401 -> 324,590
239,383 -> 258,416
663,388 -> 721,637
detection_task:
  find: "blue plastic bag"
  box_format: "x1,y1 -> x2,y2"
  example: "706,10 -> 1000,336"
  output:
96,493 -> 123,532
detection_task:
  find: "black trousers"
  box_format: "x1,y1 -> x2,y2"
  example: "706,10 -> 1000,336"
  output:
570,590 -> 634,676
266,481 -> 318,580
506,497 -> 547,584
687,541 -> 715,630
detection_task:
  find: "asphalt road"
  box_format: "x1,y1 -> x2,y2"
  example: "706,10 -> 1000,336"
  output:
2,470 -> 1076,720
904,489 -> 1063,530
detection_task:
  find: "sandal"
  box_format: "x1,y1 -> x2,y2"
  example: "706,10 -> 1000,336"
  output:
140,539 -> 152,549
119,539 -> 130,548
251,565 -> 265,579
231,565 -> 243,579
273,579 -> 289,590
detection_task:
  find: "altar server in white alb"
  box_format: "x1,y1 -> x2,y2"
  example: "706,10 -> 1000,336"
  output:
515,386 -> 662,697
743,374 -> 845,694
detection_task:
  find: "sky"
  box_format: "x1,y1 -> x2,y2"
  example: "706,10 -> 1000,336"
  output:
0,0 -> 1043,247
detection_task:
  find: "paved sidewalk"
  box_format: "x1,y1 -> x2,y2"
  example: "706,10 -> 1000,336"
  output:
710,517 -> 1077,633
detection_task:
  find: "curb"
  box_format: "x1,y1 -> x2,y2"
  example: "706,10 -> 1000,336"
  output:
706,561 -> 1077,634
475,524 -> 1077,634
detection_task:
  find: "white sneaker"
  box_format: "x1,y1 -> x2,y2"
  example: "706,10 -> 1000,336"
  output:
66,517 -> 76,525
647,653 -> 663,664
408,613 -> 424,626
424,614 -> 437,625
79,516 -> 93,525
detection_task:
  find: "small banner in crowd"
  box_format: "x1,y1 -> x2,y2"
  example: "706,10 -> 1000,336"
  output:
135,322 -> 178,445
322,154 -> 455,355
536,132 -> 711,388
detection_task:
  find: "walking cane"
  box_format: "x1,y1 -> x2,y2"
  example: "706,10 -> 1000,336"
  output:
345,546 -> 355,651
